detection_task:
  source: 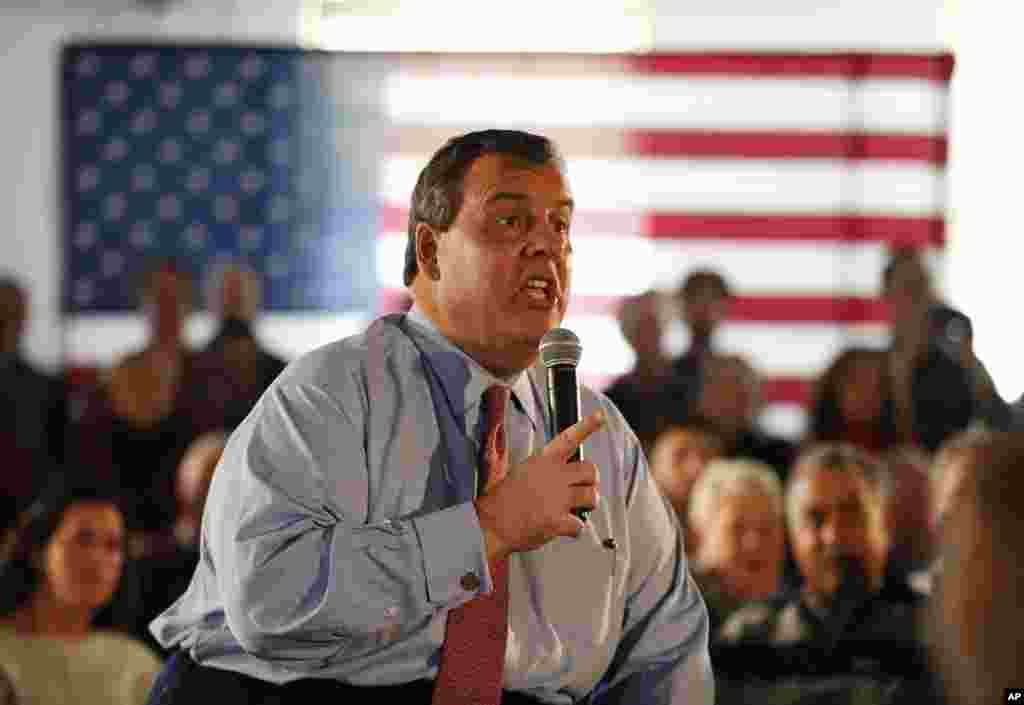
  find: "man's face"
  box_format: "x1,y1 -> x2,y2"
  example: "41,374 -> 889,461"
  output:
700,490 -> 785,601
652,428 -> 721,517
424,154 -> 573,375
623,296 -> 664,362
219,268 -> 254,320
838,356 -> 884,425
883,258 -> 932,330
697,361 -> 756,436
144,269 -> 189,337
681,284 -> 728,339
790,468 -> 888,601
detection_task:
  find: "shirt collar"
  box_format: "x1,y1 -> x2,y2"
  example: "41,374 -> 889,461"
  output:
404,304 -> 540,430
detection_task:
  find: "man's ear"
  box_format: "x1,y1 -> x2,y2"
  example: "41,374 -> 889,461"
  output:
415,223 -> 441,281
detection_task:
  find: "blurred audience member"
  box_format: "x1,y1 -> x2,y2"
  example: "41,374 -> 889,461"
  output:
909,427 -> 1008,596
928,433 -> 1024,705
0,482 -> 161,705
880,250 -> 975,452
696,354 -> 795,481
671,269 -> 731,390
877,446 -> 933,581
807,347 -> 897,453
929,302 -> 1011,429
717,444 -> 926,676
193,263 -> 286,431
127,431 -> 227,653
0,277 -> 67,521
69,259 -> 200,535
649,418 -> 724,525
687,458 -> 786,634
604,290 -> 692,453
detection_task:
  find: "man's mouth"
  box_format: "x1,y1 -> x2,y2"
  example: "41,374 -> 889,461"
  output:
521,275 -> 559,307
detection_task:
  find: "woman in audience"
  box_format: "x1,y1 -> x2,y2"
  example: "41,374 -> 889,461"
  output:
686,458 -> 786,634
649,417 -> 724,529
807,347 -> 897,454
0,482 -> 161,705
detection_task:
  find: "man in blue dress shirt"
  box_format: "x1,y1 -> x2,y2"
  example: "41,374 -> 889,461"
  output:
147,130 -> 713,704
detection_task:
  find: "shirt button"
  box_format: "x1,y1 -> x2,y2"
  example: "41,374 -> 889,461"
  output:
460,572 -> 481,591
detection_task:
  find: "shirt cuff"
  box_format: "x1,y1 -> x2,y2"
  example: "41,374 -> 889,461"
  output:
412,501 -> 493,606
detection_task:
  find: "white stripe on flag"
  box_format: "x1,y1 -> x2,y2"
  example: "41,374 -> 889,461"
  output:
385,76 -> 947,134
377,233 -> 940,297
382,157 -> 945,214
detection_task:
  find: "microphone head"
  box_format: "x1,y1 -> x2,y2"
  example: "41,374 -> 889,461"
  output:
539,328 -> 582,369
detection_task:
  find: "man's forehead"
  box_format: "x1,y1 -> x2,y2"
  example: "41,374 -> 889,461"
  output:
797,469 -> 868,507
465,154 -> 571,201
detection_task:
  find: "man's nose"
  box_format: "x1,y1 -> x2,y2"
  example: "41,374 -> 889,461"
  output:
525,213 -> 568,256
820,519 -> 840,547
741,529 -> 762,553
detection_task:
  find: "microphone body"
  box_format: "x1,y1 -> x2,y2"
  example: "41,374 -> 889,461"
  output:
539,328 -> 591,523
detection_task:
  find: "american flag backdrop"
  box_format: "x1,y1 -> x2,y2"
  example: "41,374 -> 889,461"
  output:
61,46 -> 953,439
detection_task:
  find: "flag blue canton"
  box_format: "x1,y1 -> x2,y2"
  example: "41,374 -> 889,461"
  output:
61,45 -> 379,313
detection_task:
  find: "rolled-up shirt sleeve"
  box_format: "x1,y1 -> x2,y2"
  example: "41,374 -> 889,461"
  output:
594,445 -> 715,705
211,378 -> 491,667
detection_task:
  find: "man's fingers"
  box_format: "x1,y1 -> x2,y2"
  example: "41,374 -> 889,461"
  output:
544,409 -> 606,461
555,515 -> 587,540
566,461 -> 599,488
569,486 -> 599,512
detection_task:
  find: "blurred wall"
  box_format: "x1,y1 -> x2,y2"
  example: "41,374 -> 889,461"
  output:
1,0 -> 950,373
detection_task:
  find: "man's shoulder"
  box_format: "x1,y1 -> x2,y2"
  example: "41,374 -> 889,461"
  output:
579,381 -> 643,450
274,315 -> 417,393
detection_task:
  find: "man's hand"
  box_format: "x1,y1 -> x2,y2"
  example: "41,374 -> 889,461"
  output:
474,409 -> 606,563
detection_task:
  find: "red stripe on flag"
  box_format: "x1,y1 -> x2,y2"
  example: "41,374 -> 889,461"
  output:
628,52 -> 954,81
761,377 -> 813,406
380,206 -> 944,247
393,52 -> 953,82
645,214 -> 944,246
629,130 -> 947,164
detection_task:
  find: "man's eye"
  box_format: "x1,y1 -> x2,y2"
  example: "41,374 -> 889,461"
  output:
496,215 -> 520,228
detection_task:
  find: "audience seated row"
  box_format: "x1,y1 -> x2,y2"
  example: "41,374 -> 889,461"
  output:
0,245 -> 1019,703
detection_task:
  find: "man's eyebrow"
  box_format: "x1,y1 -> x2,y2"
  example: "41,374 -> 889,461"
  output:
486,192 -> 575,210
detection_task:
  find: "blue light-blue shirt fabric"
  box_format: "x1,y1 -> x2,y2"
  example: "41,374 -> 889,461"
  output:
150,307 -> 713,704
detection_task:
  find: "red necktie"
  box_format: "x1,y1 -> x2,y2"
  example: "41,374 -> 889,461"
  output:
432,385 -> 512,705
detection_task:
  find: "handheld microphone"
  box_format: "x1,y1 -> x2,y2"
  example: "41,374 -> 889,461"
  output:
539,327 -> 591,523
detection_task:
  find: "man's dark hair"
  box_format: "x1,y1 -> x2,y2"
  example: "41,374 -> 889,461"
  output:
403,130 -> 565,287
679,269 -> 731,301
881,247 -> 929,292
